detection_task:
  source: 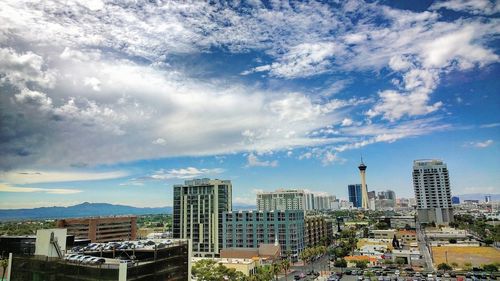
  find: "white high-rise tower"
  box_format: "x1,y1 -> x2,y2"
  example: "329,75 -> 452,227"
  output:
358,159 -> 369,209
413,159 -> 454,224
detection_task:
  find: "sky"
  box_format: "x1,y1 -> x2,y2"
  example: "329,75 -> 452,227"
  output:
0,0 -> 499,209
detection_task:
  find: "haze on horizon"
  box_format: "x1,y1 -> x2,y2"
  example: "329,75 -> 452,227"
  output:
0,0 -> 499,209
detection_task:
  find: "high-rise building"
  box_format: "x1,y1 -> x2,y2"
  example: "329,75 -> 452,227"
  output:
358,159 -> 369,209
348,184 -> 362,208
412,160 -> 453,224
305,193 -> 315,210
485,195 -> 492,203
256,189 -> 306,211
222,210 -> 305,259
173,178 -> 232,257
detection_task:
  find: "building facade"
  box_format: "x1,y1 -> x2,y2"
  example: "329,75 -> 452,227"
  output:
222,210 -> 305,259
56,216 -> 137,243
173,178 -> 232,257
412,160 -> 454,224
256,189 -> 305,211
304,216 -> 328,247
348,184 -> 362,208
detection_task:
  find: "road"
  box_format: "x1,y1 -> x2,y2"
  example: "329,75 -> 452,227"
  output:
416,223 -> 434,271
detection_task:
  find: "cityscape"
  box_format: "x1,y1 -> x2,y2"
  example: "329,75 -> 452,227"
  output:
0,0 -> 499,281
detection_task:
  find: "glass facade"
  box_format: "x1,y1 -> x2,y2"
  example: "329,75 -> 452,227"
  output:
348,184 -> 362,208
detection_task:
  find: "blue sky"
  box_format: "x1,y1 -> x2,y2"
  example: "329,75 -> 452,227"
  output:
0,0 -> 499,209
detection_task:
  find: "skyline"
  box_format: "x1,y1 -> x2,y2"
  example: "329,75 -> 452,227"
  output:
0,0 -> 499,209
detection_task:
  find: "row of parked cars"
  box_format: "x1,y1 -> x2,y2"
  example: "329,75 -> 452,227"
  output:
64,254 -> 106,265
72,239 -> 174,252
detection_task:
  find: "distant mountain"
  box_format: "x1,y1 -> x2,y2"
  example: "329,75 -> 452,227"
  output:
456,193 -> 500,202
0,202 -> 172,221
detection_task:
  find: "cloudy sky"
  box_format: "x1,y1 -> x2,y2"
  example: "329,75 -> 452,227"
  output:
0,0 -> 499,209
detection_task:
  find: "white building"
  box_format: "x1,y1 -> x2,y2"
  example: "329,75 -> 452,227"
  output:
257,189 -> 306,211
173,178 -> 232,257
412,160 -> 454,224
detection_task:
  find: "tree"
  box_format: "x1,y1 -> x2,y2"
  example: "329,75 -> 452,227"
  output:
192,259 -> 246,281
483,264 -> 498,272
271,262 -> 282,281
281,259 -> 291,281
448,238 -> 457,244
451,262 -> 459,269
464,262 -> 473,271
355,260 -> 368,269
437,263 -> 452,271
395,257 -> 406,266
1,258 -> 8,281
484,238 -> 494,246
334,258 -> 347,268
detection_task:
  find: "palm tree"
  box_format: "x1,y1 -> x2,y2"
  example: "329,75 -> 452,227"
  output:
271,262 -> 282,281
281,259 -> 291,281
1,258 -> 8,281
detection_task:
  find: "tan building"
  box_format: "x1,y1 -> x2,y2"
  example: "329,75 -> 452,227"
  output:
396,230 -> 417,245
371,229 -> 396,240
56,216 -> 137,243
192,257 -> 257,276
305,216 -> 328,247
220,244 -> 281,264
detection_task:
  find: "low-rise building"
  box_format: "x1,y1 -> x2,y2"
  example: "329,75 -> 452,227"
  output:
56,215 -> 137,243
192,257 -> 257,276
344,255 -> 379,267
371,229 -> 396,240
396,230 -> 417,245
220,244 -> 281,265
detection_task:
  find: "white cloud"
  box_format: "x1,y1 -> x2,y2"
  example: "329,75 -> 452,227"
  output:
246,153 -> 278,168
0,48 -> 55,88
249,42 -> 343,78
0,0 -> 497,169
152,138 -> 167,145
0,170 -> 128,184
0,183 -> 82,194
84,77 -> 101,91
133,167 -> 225,182
341,118 -> 354,127
430,0 -> 500,15
480,123 -> 500,128
463,139 -> 494,148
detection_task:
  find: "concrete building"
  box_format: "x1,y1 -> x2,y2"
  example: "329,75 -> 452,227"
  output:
192,257 -> 257,276
304,216 -> 328,247
358,159 -> 369,209
56,216 -> 137,243
8,230 -> 191,281
256,189 -> 305,211
305,193 -> 315,211
222,210 -> 304,259
220,244 -> 281,264
173,178 -> 232,257
412,159 -> 454,224
348,184 -> 362,208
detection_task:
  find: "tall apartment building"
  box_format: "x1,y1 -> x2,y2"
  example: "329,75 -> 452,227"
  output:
412,160 -> 453,224
56,216 -> 137,243
173,178 -> 232,257
256,189 -> 305,211
222,210 -> 305,259
314,195 -> 337,210
348,184 -> 363,208
305,193 -> 315,211
304,216 -> 328,247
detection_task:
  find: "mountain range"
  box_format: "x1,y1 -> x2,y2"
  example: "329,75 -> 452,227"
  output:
0,202 -> 172,221
0,202 -> 258,221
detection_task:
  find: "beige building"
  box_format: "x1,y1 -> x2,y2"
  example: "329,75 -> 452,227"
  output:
192,257 -> 257,276
56,216 -> 137,243
305,216 -> 328,247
